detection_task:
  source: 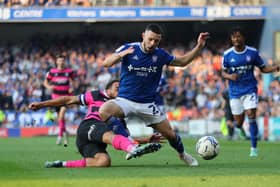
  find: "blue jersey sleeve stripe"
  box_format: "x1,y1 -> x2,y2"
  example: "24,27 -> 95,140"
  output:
224,47 -> 234,55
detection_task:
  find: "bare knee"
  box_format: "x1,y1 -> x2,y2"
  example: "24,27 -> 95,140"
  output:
99,104 -> 110,121
246,109 -> 256,119
99,101 -> 125,121
86,154 -> 111,167
152,120 -> 176,140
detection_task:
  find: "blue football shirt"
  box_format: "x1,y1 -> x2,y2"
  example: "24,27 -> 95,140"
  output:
116,42 -> 175,103
222,46 -> 265,99
155,76 -> 168,106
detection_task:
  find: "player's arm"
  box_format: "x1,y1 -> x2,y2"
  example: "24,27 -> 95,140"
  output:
43,78 -> 53,91
28,96 -> 80,111
259,64 -> 280,73
68,77 -> 75,94
221,69 -> 239,81
170,32 -> 210,67
68,70 -> 76,94
103,46 -> 135,67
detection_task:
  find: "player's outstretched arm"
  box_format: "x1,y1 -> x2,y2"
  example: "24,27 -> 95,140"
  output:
171,32 -> 210,67
260,64 -> 280,73
28,96 -> 80,111
103,46 -> 134,67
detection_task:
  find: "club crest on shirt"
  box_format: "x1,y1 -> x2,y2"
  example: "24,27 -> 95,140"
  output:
246,55 -> 251,62
152,55 -> 158,63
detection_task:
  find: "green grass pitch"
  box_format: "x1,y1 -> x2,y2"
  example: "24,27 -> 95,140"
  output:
0,137 -> 279,187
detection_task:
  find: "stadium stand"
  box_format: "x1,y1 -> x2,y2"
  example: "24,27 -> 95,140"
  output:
1,0 -> 279,141
0,32 -> 278,129
2,0 -> 264,7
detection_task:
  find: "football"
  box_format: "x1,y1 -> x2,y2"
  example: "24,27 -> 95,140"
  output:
196,136 -> 220,160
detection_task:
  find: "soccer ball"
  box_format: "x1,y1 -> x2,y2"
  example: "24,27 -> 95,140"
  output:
196,136 -> 219,160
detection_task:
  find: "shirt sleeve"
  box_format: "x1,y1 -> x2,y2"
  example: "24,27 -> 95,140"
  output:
160,49 -> 175,65
70,69 -> 76,80
254,51 -> 265,68
79,91 -> 94,106
45,71 -> 52,81
115,44 -> 129,53
221,56 -> 228,70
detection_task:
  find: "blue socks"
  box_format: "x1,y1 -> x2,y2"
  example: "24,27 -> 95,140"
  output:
249,118 -> 258,148
168,133 -> 184,154
106,116 -> 129,137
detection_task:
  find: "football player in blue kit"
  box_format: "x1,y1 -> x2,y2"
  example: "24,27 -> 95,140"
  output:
222,27 -> 280,157
99,24 -> 210,166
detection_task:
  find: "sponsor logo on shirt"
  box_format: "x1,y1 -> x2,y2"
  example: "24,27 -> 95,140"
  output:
127,64 -> 158,77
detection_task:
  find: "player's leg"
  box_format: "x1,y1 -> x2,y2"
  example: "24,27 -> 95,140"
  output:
102,131 -> 161,159
100,99 -> 162,159
99,100 -> 125,121
232,113 -> 247,140
245,108 -> 258,157
86,153 -> 111,167
99,100 -> 129,136
230,98 -> 247,140
84,120 -> 161,159
152,119 -> 198,166
57,106 -> 68,146
226,120 -> 234,140
45,149 -> 111,168
243,93 -> 259,157
225,107 -> 235,140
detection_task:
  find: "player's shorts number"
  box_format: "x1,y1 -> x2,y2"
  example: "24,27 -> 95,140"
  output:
148,104 -> 159,115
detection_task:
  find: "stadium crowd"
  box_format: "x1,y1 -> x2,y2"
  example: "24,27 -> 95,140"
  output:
0,33 -> 279,128
1,0 -> 264,7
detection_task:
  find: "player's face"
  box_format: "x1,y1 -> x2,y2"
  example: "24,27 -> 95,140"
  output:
56,57 -> 65,69
108,82 -> 119,98
231,31 -> 245,49
142,30 -> 162,53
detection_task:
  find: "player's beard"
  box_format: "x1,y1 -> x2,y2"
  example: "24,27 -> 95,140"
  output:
233,42 -> 245,51
143,42 -> 154,53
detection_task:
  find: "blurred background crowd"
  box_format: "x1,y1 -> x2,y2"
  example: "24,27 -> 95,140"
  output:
0,31 -> 279,127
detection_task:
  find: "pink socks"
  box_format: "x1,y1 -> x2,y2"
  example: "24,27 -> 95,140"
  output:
58,119 -> 65,137
112,135 -> 135,153
64,159 -> 86,168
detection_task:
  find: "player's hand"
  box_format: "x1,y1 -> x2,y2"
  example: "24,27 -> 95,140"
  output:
149,133 -> 166,143
28,103 -> 41,111
230,73 -> 240,81
197,32 -> 210,48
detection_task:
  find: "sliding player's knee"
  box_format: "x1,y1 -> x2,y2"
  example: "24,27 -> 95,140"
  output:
87,154 -> 111,167
99,107 -> 109,121
95,156 -> 111,167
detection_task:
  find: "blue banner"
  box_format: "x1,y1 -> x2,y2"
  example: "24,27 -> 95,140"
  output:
0,6 -> 266,21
